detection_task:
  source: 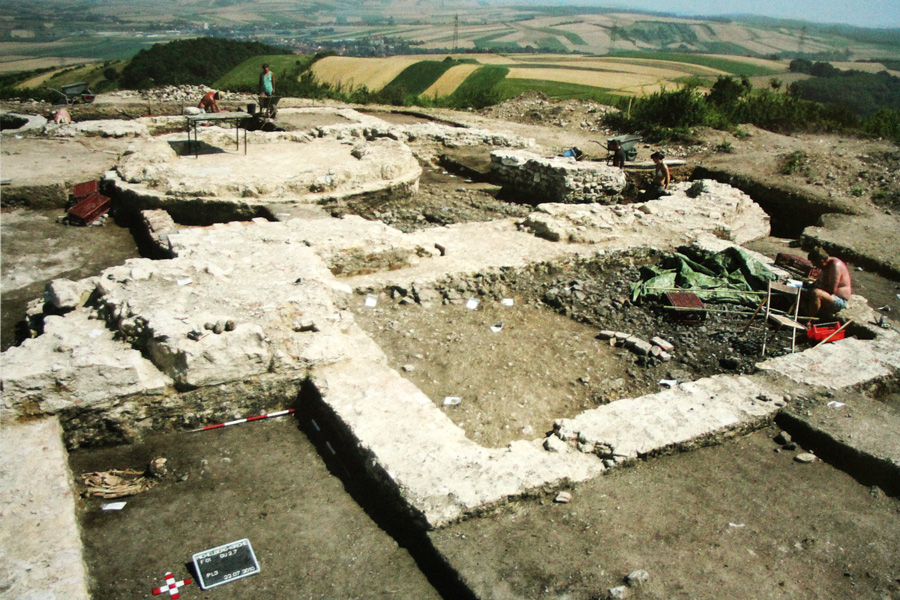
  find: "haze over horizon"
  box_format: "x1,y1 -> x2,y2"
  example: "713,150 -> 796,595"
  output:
578,0 -> 900,30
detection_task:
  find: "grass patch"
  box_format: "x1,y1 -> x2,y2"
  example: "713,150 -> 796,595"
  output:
494,78 -> 619,105
38,60 -> 127,91
445,65 -> 509,109
532,37 -> 569,53
619,21 -> 699,47
478,40 -> 523,52
778,151 -> 810,176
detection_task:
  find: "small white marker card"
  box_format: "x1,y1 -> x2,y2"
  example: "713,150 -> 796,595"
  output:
192,538 -> 260,590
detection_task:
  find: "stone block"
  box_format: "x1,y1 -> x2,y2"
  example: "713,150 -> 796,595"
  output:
650,336 -> 674,351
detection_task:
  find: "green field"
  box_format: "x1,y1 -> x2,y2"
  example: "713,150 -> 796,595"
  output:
446,64 -> 509,107
381,59 -> 462,96
40,60 -> 127,89
531,27 -> 587,46
609,51 -> 784,77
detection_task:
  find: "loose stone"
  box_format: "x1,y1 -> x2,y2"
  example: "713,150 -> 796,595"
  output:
625,569 -> 649,587
554,491 -> 572,503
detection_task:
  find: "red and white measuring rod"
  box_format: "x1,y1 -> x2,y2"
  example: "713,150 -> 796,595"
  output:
191,409 -> 295,432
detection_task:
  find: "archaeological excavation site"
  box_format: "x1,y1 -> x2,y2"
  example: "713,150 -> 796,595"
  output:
2,92 -> 899,600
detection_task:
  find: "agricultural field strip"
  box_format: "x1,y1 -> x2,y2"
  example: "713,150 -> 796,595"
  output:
0,57 -> 97,75
20,65 -> 100,89
505,67 -> 679,89
611,83 -> 669,96
518,26 -> 587,45
831,61 -> 899,74
310,56 -> 423,91
502,60 -> 723,78
421,64 -> 481,97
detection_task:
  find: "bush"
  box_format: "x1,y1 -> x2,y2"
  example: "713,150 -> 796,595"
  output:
706,75 -> 751,107
862,108 -> 900,141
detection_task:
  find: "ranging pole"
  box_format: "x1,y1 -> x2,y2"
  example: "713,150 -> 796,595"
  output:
190,409 -> 295,432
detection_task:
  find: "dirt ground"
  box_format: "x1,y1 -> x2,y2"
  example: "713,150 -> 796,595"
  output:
3,93 -> 900,600
430,426 -> 900,600
0,208 -> 140,350
68,417 -> 448,600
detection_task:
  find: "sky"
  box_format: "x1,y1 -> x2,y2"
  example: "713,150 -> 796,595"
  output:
593,0 -> 900,29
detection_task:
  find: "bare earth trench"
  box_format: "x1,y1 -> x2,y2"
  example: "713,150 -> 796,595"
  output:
2,95 -> 900,600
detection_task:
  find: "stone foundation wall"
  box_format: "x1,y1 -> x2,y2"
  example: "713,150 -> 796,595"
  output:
490,149 -> 627,205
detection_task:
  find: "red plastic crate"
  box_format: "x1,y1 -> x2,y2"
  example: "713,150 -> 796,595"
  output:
806,323 -> 845,343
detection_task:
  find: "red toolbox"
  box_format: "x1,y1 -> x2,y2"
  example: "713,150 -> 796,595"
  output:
68,191 -> 111,225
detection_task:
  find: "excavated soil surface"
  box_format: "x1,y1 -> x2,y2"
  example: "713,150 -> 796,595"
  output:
430,426 -> 900,600
351,253 -> 814,449
68,417 -> 447,600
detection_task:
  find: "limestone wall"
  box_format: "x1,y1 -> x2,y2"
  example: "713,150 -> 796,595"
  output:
490,149 -> 627,204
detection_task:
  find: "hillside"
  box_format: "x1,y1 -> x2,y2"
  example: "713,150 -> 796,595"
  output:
2,0 -> 899,77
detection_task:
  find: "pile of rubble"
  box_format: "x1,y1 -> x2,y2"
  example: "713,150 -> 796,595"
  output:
110,85 -> 247,103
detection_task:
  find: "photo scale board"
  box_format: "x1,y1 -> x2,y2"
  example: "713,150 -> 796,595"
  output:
192,538 -> 260,589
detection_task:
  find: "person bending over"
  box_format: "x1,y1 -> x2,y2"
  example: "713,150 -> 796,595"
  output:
198,91 -> 222,113
806,246 -> 852,316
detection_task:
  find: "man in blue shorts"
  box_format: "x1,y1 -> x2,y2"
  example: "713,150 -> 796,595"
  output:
806,247 -> 852,316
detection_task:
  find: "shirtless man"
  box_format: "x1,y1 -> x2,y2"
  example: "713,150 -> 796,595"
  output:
806,247 -> 852,316
198,91 -> 222,113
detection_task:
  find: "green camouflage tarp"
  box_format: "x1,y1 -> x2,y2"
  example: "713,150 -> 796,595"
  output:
630,246 -> 777,307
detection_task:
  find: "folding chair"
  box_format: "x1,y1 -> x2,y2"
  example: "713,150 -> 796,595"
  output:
760,281 -> 805,355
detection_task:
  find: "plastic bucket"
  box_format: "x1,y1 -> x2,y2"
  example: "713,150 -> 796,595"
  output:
247,103 -> 256,114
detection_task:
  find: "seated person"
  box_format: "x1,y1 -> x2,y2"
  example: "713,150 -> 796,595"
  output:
198,91 -> 222,113
640,151 -> 670,200
805,247 -> 852,316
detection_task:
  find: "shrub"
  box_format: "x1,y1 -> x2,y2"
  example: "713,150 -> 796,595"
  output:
778,151 -> 810,176
714,139 -> 734,153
